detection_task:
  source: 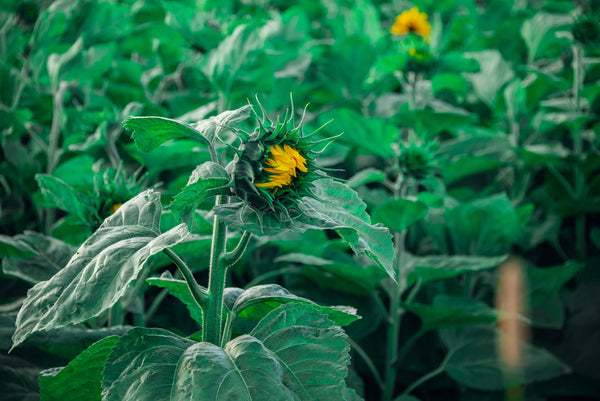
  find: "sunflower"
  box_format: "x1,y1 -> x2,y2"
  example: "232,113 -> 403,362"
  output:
229,102 -> 323,219
254,144 -> 308,190
390,7 -> 431,41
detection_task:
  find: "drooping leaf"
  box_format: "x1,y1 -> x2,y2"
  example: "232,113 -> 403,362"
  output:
298,178 -> 395,280
11,190 -> 191,349
168,161 -> 231,225
372,199 -> 428,233
102,328 -> 194,401
250,303 -> 351,400
171,336 -> 295,401
232,284 -> 360,326
405,253 -> 508,286
146,271 -> 205,327
39,336 -> 119,401
441,326 -> 571,390
216,178 -> 395,280
124,116 -> 209,152
2,232 -> 75,284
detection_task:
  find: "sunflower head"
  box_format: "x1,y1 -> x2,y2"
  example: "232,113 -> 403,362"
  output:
398,139 -> 438,180
228,104 -> 322,218
390,7 -> 431,42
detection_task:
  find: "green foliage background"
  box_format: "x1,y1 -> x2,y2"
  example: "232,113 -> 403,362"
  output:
1,0 -> 600,400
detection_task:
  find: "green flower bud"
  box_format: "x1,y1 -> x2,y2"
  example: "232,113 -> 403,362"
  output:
398,140 -> 438,180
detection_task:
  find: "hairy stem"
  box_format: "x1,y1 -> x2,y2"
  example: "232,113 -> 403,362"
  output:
223,231 -> 252,268
204,195 -> 228,344
163,248 -> 208,309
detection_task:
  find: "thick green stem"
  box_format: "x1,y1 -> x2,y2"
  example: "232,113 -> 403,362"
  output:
204,195 -> 228,344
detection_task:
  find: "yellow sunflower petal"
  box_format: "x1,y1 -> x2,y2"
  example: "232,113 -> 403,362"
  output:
390,7 -> 431,41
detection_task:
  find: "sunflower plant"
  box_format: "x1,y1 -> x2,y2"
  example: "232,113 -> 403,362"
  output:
8,102 -> 394,400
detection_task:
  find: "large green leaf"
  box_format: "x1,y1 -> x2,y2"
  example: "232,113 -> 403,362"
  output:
405,253 -> 508,286
171,336 -> 295,400
168,161 -> 231,225
11,190 -> 191,349
39,336 -> 119,401
232,284 -> 360,326
124,116 -> 209,152
250,303 -> 351,400
102,328 -> 194,401
372,199 -> 428,233
217,178 -> 395,280
298,179 -> 395,279
102,304 -> 353,400
2,232 -> 75,284
441,326 -> 570,390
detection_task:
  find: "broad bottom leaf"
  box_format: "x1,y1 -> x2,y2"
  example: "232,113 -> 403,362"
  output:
102,303 -> 360,401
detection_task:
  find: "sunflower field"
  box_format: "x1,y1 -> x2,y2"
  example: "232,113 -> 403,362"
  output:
1,0 -> 599,400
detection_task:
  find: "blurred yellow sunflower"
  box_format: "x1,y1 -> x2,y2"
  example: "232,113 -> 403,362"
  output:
390,7 -> 431,41
109,203 -> 122,214
255,144 -> 308,190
